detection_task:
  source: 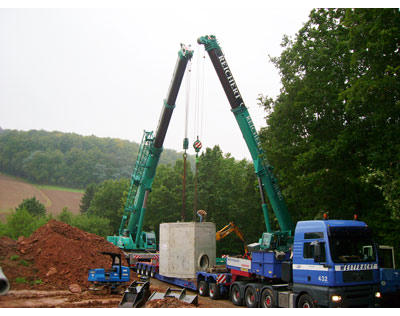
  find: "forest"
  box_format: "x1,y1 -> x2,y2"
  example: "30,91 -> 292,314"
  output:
0,9 -> 399,257
0,128 -> 192,188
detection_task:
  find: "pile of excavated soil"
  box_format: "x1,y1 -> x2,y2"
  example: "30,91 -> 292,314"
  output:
1,220 -> 127,290
145,298 -> 196,308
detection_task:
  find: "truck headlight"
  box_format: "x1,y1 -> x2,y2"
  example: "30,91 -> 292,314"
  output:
331,295 -> 342,303
375,292 -> 381,298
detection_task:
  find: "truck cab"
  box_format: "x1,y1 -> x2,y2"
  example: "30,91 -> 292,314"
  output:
378,245 -> 400,306
292,220 -> 380,307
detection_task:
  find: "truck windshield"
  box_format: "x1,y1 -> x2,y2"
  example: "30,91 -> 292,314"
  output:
329,226 -> 376,263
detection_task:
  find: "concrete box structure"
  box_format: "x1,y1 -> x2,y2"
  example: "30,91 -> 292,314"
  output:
159,222 -> 216,278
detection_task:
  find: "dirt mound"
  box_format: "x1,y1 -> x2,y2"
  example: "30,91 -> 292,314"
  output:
1,220 -> 127,290
0,236 -> 17,256
145,297 -> 196,308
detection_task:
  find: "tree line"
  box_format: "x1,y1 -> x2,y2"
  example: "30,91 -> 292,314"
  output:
259,8 -> 399,250
0,129 -> 193,188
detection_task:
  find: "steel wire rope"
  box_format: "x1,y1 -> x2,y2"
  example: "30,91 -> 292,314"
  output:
192,45 -> 206,220
181,59 -> 192,222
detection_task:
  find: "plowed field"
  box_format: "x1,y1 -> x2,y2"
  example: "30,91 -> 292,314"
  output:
0,173 -> 83,221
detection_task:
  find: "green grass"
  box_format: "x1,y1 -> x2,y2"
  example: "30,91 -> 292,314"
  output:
0,172 -> 84,193
34,184 -> 84,193
19,259 -> 30,267
31,279 -> 43,285
0,208 -> 13,213
15,277 -> 27,284
10,254 -> 20,261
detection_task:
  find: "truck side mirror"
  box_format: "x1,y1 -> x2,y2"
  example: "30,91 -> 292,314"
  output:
312,241 -> 322,262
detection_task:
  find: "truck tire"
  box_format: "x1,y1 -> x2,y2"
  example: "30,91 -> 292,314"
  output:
230,284 -> 243,306
244,286 -> 258,308
198,281 -> 209,297
260,289 -> 274,308
297,294 -> 315,308
209,283 -> 219,300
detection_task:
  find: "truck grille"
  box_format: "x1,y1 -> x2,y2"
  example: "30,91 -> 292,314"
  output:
343,270 -> 373,283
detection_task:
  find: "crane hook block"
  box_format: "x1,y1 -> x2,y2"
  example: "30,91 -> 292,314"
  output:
193,139 -> 202,153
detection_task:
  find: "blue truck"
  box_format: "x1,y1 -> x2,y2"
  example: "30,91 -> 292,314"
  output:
378,245 -> 400,306
136,219 -> 380,307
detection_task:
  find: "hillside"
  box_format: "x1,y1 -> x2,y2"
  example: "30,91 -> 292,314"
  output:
0,173 -> 83,222
0,128 -> 193,188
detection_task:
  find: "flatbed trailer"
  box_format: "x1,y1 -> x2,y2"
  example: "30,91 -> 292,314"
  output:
135,261 -> 231,299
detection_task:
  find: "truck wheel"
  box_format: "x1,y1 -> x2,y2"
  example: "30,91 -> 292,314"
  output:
297,294 -> 315,308
209,283 -> 219,300
230,284 -> 243,306
260,289 -> 274,308
244,286 -> 258,308
198,281 -> 209,297
150,269 -> 155,278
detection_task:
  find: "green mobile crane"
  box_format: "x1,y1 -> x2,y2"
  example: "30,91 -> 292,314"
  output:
107,44 -> 193,251
197,35 -> 294,251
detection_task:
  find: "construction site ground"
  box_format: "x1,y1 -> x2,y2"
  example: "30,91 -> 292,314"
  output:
0,276 -> 238,308
0,220 -> 238,308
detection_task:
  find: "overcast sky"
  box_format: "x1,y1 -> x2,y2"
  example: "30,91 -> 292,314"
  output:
0,2 -> 312,160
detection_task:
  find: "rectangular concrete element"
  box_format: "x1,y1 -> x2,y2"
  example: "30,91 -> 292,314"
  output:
159,222 -> 216,278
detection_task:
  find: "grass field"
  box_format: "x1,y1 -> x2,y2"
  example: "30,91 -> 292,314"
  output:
0,173 -> 83,222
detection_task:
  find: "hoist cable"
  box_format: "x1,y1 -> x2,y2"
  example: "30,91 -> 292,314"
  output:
181,60 -> 192,222
184,61 -> 192,141
200,47 -> 206,140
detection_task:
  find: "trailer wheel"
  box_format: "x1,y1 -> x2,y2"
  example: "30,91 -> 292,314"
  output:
209,283 -> 219,300
244,286 -> 258,308
198,281 -> 209,297
230,284 -> 243,306
260,289 -> 274,308
297,294 -> 315,308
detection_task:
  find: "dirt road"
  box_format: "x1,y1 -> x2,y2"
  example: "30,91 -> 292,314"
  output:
0,275 -> 239,308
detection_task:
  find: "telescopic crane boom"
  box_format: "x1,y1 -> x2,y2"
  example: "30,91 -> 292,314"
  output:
197,35 -> 294,250
107,44 -> 193,251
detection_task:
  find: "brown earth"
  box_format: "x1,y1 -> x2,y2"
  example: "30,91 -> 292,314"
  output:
41,189 -> 83,216
0,220 -> 239,308
0,220 -> 127,291
0,173 -> 83,222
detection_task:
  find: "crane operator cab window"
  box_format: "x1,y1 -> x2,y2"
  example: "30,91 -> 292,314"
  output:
145,232 -> 156,247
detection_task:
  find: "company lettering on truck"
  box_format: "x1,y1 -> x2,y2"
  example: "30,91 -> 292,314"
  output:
293,264 -> 379,271
335,264 -> 378,271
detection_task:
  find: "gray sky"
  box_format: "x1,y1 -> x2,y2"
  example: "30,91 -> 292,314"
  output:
0,2 -> 311,160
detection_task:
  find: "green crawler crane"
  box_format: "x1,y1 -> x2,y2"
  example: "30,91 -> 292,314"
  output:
107,44 -> 193,251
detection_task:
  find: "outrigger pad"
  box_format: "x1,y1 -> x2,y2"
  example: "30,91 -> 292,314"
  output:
148,287 -> 198,306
